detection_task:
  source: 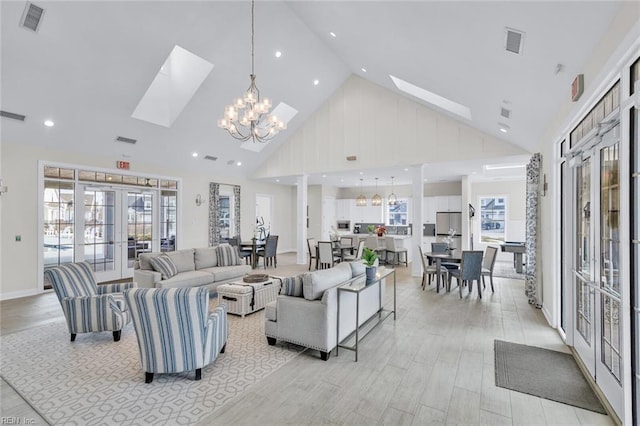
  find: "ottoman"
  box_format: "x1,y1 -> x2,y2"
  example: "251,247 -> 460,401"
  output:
217,279 -> 280,317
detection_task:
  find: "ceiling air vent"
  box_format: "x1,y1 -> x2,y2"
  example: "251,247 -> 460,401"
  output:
226,160 -> 235,165
203,155 -> 218,162
115,136 -> 137,144
500,107 -> 511,119
504,28 -> 524,55
0,110 -> 26,121
20,2 -> 45,32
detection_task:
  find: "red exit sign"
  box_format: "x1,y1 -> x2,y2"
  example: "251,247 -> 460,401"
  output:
116,161 -> 130,170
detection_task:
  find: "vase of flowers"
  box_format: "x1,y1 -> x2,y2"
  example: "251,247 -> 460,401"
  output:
376,226 -> 387,237
443,228 -> 457,251
362,248 -> 378,283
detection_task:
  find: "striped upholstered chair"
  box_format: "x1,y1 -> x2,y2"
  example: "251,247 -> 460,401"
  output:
44,261 -> 135,342
124,287 -> 228,383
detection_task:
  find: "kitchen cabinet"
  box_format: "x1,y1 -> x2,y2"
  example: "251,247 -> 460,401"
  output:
335,199 -> 353,221
423,195 -> 461,222
353,205 -> 383,223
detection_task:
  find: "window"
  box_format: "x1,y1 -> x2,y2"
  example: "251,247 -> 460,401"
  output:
388,199 -> 409,226
479,196 -> 506,243
43,180 -> 75,269
160,190 -> 177,252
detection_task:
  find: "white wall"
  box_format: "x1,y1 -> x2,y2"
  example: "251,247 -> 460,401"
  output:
0,142 -> 295,299
254,75 -> 528,179
471,180 -> 526,261
307,185 -> 322,240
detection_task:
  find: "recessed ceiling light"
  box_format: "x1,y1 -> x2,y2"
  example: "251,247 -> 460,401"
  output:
43,119 -> 54,127
276,179 -> 280,182
313,79 -> 319,86
329,32 -> 336,38
236,161 -> 242,166
361,68 -> 367,73
340,179 -> 344,182
499,128 -> 508,133
423,179 -> 428,182
322,174 -> 327,178
275,50 -> 282,58
403,168 -> 409,171
192,152 -> 198,157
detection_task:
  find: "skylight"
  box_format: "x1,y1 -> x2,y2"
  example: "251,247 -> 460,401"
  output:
132,45 -> 214,128
240,102 -> 298,152
389,75 -> 472,121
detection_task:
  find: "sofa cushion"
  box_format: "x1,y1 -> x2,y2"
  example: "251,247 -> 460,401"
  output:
217,244 -> 241,266
200,264 -> 252,282
303,262 -> 352,301
156,271 -> 213,289
150,255 -> 178,280
139,252 -> 163,271
280,275 -> 304,297
195,247 -> 218,269
166,249 -> 196,273
348,261 -> 366,277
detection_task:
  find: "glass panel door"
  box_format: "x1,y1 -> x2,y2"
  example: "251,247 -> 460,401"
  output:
574,156 -> 596,375
82,187 -> 120,281
126,192 -> 154,271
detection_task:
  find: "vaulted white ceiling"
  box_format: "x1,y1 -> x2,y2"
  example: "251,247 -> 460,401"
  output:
0,1 -> 623,185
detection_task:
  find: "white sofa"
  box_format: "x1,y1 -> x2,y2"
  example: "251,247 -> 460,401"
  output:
265,262 -> 385,360
134,247 -> 251,292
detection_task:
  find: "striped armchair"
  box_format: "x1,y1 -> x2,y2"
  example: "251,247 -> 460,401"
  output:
44,261 -> 135,342
124,287 -> 228,383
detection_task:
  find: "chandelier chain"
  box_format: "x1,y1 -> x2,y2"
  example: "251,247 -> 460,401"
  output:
251,0 -> 255,76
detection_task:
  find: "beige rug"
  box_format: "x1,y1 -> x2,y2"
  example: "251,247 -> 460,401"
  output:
0,304 -> 303,425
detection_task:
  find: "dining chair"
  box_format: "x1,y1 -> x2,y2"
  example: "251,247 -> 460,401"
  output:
228,237 -> 252,265
431,242 -> 459,271
307,238 -> 318,270
344,240 -> 365,261
385,237 -> 408,267
448,251 -> 484,298
418,245 -> 448,292
481,246 -> 498,293
318,241 -> 340,269
257,235 -> 278,269
365,235 -> 386,264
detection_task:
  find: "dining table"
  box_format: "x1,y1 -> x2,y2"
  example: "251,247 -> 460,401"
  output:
240,239 -> 266,269
423,250 -> 462,292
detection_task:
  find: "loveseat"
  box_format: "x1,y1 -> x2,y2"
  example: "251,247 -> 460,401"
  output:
265,261 -> 385,360
133,246 -> 251,292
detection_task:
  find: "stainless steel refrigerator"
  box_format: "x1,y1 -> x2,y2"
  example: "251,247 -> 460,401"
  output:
436,212 -> 462,249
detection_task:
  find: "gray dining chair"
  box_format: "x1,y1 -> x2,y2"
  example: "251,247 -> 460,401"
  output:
344,240 -> 365,261
448,251 -> 484,298
228,237 -> 252,265
257,235 -> 278,269
481,246 -> 498,293
431,242 -> 459,271
418,245 -> 448,292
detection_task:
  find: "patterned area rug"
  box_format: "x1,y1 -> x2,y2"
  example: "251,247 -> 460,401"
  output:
492,260 -> 525,280
0,305 -> 303,425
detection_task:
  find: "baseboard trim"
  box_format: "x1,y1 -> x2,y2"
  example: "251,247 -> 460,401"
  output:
0,288 -> 42,301
569,347 -> 622,426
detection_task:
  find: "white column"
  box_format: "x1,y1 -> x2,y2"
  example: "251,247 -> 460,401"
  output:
461,176 -> 472,250
411,165 -> 425,277
296,175 -> 308,265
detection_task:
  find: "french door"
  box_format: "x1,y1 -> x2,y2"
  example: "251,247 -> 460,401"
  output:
571,123 -> 624,416
78,186 -> 156,282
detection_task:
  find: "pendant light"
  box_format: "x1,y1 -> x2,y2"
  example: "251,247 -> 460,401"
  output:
371,177 -> 382,206
388,176 -> 398,206
356,178 -> 367,206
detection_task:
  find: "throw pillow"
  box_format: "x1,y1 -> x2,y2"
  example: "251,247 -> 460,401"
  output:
279,275 -> 303,297
216,243 -> 241,266
150,255 -> 178,280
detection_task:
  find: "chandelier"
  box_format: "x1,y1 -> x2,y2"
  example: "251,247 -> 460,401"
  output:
356,179 -> 367,206
371,177 -> 382,206
217,0 -> 286,143
388,176 -> 398,206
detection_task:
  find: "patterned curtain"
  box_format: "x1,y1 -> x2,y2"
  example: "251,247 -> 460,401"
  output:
525,153 -> 541,307
233,185 -> 241,239
209,183 -> 220,246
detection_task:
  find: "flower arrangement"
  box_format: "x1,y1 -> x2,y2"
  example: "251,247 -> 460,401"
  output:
375,226 -> 387,237
443,228 -> 457,247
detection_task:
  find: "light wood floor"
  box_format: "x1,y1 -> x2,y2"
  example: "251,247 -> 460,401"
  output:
1,253 -> 614,425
